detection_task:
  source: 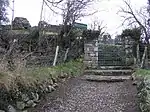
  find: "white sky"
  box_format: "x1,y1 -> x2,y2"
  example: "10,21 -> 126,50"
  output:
8,0 -> 147,38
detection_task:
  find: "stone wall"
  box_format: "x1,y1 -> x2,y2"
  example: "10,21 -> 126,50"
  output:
84,39 -> 98,69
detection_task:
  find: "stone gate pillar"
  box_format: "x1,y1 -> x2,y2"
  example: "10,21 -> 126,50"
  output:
84,39 -> 98,69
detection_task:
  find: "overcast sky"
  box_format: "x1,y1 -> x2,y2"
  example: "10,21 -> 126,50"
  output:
8,0 -> 147,38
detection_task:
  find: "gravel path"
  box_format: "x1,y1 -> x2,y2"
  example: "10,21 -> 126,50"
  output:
30,77 -> 140,112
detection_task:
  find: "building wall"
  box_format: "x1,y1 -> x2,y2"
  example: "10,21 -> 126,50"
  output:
84,39 -> 98,69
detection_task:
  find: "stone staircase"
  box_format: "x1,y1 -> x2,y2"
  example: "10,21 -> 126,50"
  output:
83,66 -> 134,82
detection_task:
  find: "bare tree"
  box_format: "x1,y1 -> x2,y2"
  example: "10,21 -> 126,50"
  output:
90,19 -> 107,43
44,0 -> 97,46
90,18 -> 106,30
119,0 -> 149,68
41,0 -> 98,64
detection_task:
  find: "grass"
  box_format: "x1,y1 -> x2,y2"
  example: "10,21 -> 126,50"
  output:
27,59 -> 83,77
0,59 -> 84,90
134,69 -> 150,78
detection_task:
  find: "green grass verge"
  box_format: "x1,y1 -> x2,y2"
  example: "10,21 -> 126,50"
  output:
134,69 -> 150,78
26,59 -> 84,80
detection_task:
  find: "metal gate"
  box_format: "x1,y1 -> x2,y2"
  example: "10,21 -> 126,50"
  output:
98,44 -> 126,66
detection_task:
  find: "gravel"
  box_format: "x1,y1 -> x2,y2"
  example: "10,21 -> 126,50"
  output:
29,77 -> 140,112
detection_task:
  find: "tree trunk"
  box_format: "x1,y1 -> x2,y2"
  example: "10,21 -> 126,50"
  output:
140,45 -> 148,68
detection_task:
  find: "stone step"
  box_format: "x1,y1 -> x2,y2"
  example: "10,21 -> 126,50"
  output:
85,72 -> 131,76
98,66 -> 133,70
82,75 -> 131,82
85,69 -> 133,73
84,69 -> 133,76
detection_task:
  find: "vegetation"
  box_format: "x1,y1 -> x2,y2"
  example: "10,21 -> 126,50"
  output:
0,0 -> 149,111
121,28 -> 141,42
99,33 -> 112,44
134,69 -> 150,112
119,0 -> 149,68
120,28 -> 142,67
0,59 -> 84,90
135,69 -> 150,77
0,59 -> 84,110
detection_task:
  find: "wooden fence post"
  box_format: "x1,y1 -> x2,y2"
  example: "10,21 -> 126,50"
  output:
64,48 -> 69,62
53,46 -> 59,66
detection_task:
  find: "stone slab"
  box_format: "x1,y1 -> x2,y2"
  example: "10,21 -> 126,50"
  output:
82,75 -> 131,82
85,69 -> 133,73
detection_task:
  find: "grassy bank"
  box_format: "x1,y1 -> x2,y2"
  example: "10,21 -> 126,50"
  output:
134,69 -> 150,112
0,59 -> 84,89
0,59 -> 84,111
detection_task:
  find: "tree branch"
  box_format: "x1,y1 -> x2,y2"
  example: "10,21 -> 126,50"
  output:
119,0 -> 148,41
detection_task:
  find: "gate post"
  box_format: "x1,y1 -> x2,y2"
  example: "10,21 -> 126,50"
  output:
84,39 -> 99,69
